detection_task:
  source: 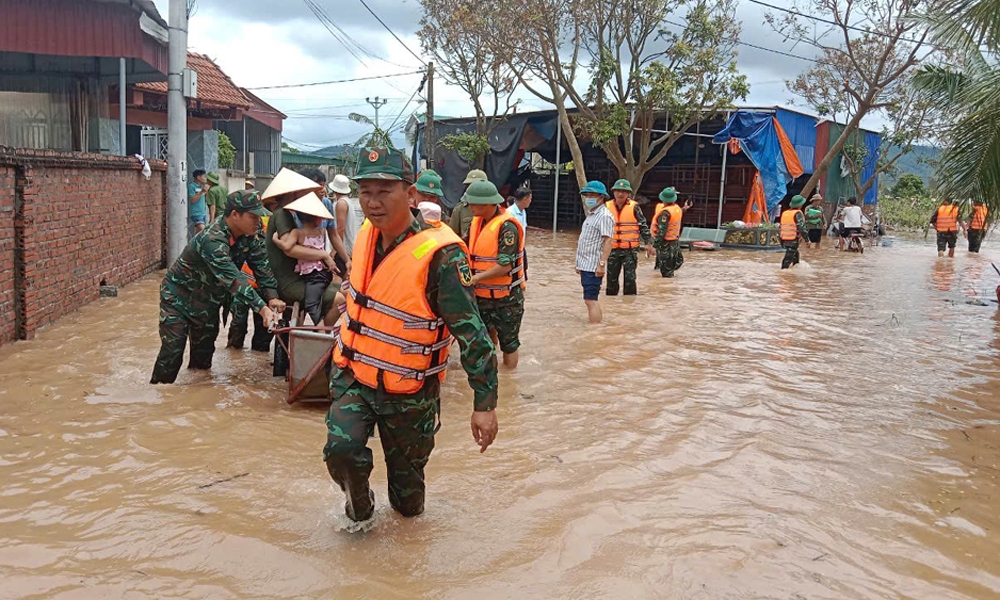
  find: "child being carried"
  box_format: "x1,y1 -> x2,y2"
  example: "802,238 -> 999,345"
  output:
272,192 -> 340,325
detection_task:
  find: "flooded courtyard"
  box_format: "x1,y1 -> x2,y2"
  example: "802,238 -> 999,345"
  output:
2,233 -> 1000,599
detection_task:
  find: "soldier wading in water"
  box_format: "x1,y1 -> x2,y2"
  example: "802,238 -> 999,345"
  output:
324,147 -> 500,522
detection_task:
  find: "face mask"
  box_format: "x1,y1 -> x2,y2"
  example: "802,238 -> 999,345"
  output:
584,197 -> 600,210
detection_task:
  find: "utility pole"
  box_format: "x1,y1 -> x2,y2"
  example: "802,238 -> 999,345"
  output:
166,0 -> 189,263
365,96 -> 388,130
425,63 -> 435,170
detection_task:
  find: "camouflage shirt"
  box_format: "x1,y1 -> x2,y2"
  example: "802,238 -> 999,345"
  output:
476,210 -> 524,310
161,216 -> 279,317
449,201 -> 475,240
332,213 -> 500,412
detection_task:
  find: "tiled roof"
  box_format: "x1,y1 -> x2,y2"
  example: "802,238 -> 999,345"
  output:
136,52 -> 251,109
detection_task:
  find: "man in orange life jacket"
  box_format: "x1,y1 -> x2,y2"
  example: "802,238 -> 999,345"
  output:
779,195 -> 809,269
466,180 -> 526,369
931,198 -> 961,258
324,147 -> 500,522
605,179 -> 654,295
964,198 -> 989,254
652,187 -> 692,277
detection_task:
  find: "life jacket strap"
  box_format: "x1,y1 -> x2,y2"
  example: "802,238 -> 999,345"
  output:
347,284 -> 445,331
345,315 -> 452,356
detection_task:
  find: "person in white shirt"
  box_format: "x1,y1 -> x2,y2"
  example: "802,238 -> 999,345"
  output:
837,197 -> 864,251
575,181 -> 615,324
330,174 -> 364,257
506,188 -> 531,228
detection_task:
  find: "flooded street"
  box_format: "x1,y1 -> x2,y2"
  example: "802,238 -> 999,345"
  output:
3,233 -> 1000,599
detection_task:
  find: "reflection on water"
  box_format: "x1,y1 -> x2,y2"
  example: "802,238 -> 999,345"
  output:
2,235 -> 1000,599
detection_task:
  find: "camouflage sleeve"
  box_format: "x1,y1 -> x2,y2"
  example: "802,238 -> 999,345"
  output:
496,221 -> 520,267
655,211 -> 671,244
428,244 -> 499,412
198,235 -> 266,312
796,212 -> 809,236
636,205 -> 654,245
247,234 -> 279,301
448,204 -> 465,237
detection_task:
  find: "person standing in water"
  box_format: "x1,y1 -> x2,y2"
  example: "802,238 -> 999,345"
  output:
779,195 -> 809,269
651,187 -> 691,278
931,198 -> 961,258
804,194 -> 826,249
575,181 -> 615,323
605,179 -> 654,295
965,199 -> 989,254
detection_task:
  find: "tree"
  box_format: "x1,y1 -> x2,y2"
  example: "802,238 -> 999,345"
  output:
217,131 -> 236,169
913,0 -> 1000,221
890,173 -> 927,198
771,0 -> 933,197
347,112 -> 394,149
418,0 -> 523,168
574,0 -> 748,188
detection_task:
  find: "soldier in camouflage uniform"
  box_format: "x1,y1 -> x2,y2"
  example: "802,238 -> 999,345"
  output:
605,179 -> 654,295
466,180 -> 526,369
324,148 -> 500,522
150,191 -> 285,384
653,187 -> 692,278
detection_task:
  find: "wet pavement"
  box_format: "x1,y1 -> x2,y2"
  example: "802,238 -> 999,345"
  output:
2,233 -> 1000,599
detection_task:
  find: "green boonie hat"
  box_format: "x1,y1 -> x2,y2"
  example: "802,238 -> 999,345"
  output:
352,147 -> 414,183
415,171 -> 444,198
227,189 -> 271,217
611,179 -> 633,192
790,195 -> 806,208
463,169 -> 488,185
659,187 -> 677,203
463,180 -> 504,205
206,171 -> 220,185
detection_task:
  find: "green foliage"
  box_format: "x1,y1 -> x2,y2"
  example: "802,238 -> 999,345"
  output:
879,195 -> 939,230
217,131 -> 236,169
439,133 -> 491,163
890,173 -> 927,198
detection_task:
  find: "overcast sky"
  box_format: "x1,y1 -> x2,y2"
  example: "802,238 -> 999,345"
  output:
150,0 -> 835,150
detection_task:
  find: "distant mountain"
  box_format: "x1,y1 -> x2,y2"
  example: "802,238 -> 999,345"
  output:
882,144 -> 940,188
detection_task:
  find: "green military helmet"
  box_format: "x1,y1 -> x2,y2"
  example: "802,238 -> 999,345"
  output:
611,179 -> 633,192
415,171 -> 445,198
790,195 -> 806,208
463,169 -> 488,185
206,171 -> 221,185
462,180 -> 505,205
227,189 -> 271,217
352,147 -> 415,183
659,187 -> 678,203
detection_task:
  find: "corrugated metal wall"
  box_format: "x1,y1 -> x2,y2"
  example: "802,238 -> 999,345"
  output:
862,130 -> 881,205
214,117 -> 280,176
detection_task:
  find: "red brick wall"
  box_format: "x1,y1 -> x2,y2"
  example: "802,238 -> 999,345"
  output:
0,149 -> 167,343
0,166 -> 15,345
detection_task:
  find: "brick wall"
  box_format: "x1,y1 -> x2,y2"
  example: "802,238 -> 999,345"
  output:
0,148 -> 167,343
0,166 -> 15,345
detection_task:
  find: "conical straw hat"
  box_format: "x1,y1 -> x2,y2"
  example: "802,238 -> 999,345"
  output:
261,167 -> 323,200
285,192 -> 335,220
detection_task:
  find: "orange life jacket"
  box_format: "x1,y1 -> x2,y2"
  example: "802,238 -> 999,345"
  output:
333,221 -> 465,394
936,205 -> 959,232
780,209 -> 803,241
652,203 -> 683,241
971,205 -> 988,230
240,263 -> 258,289
468,210 -> 526,300
606,200 -> 641,249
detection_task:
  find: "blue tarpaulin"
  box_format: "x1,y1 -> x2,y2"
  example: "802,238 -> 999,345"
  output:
862,131 -> 881,205
714,111 -> 796,217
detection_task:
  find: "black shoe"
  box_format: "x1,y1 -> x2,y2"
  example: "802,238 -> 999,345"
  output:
345,490 -> 375,522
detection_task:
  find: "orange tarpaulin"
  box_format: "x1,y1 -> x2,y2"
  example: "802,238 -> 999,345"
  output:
742,172 -> 769,225
773,117 -> 804,179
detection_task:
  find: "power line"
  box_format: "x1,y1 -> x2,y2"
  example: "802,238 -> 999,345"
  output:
357,0 -> 426,65
662,18 -> 827,65
744,0 -> 943,50
384,72 -> 427,135
245,70 -> 424,91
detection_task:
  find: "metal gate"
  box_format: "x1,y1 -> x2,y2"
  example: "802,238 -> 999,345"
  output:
141,127 -> 169,161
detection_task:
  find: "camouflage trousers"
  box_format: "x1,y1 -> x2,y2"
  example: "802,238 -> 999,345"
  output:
606,248 -> 639,295
969,229 -> 986,253
781,240 -> 800,269
655,241 -> 684,277
479,301 -> 524,354
227,302 -> 274,352
323,370 -> 439,521
150,300 -> 220,384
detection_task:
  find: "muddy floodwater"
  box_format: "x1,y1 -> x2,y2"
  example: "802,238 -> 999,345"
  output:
2,233 -> 1000,599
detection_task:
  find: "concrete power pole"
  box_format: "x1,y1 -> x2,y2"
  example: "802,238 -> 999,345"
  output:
166,0 -> 189,264
366,96 -> 388,130
425,62 -> 435,170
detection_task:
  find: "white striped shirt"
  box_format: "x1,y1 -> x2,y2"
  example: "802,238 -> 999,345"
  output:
576,205 -> 615,271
